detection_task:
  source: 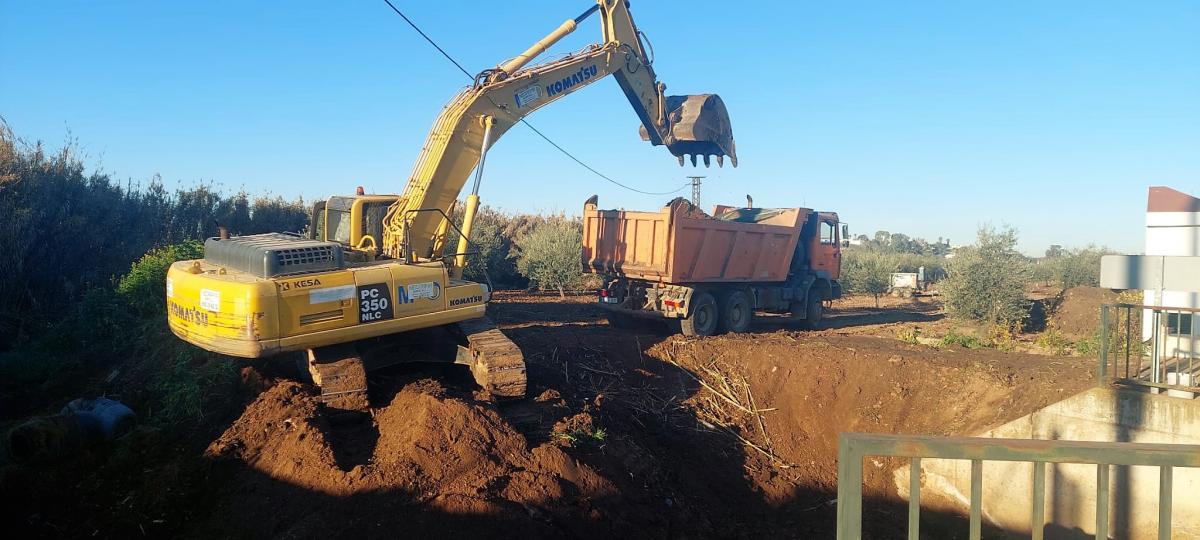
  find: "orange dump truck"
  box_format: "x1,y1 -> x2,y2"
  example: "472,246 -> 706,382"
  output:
582,197 -> 845,336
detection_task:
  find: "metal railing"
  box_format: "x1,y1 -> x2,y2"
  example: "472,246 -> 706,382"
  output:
1100,303 -> 1200,394
836,433 -> 1200,540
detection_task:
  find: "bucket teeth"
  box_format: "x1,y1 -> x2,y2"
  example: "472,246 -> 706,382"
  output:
716,155 -> 724,167
677,155 -> 685,167
690,154 -> 698,167
703,155 -> 711,167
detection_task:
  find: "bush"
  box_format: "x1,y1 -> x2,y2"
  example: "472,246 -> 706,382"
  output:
939,329 -> 986,349
1035,328 -> 1072,355
117,241 -> 204,315
841,249 -> 894,307
896,326 -> 922,344
0,241 -> 238,427
1033,246 -> 1107,290
516,219 -> 584,296
941,225 -> 1030,326
0,125 -> 307,348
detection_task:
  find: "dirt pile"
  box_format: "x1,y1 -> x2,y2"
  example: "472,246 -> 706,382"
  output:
651,332 -> 1094,506
195,379 -> 650,539
1049,286 -> 1121,340
4,293 -> 1101,539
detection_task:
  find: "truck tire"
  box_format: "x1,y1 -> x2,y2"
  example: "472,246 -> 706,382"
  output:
680,291 -> 718,337
718,289 -> 753,334
797,294 -> 823,330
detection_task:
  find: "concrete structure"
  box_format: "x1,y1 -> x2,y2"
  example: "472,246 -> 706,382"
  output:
1143,186 -> 1200,357
896,388 -> 1200,538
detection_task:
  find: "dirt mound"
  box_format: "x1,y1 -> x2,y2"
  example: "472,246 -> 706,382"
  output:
1050,286 -> 1120,340
197,380 -> 636,539
5,293 -> 1101,539
650,333 -> 1092,505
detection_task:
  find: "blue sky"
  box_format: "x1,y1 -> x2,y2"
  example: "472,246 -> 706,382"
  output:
2,1 -> 1197,255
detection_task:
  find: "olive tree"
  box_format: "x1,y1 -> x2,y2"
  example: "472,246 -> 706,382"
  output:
942,225 -> 1030,326
841,250 -> 894,307
515,219 -> 583,297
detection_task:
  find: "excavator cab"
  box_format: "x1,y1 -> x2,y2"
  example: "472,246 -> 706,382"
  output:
309,194 -> 400,259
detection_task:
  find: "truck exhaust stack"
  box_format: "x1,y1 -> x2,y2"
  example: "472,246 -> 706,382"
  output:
642,94 -> 738,168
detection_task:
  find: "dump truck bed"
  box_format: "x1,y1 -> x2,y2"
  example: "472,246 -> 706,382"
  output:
582,198 -> 810,284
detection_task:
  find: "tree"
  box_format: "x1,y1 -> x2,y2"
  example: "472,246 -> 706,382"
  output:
459,221 -> 508,285
515,220 -> 583,297
841,250 -> 894,307
942,225 -> 1030,326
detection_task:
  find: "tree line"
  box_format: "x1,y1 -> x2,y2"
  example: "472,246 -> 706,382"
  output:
841,222 -> 1109,328
0,126 -> 309,347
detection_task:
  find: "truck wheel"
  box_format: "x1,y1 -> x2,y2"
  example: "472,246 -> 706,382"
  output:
681,291 -> 718,337
797,295 -> 823,330
718,290 -> 753,334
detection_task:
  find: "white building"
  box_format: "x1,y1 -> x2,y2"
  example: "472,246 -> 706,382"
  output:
1143,186 -> 1200,358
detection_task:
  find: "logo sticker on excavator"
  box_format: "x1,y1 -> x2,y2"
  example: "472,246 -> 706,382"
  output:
397,281 -> 441,304
545,65 -> 598,97
200,289 -> 220,312
514,84 -> 541,108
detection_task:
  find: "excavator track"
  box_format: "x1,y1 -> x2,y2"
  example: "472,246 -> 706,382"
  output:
305,345 -> 370,414
458,318 -> 527,400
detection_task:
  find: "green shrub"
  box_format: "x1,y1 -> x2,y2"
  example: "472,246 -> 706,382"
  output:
896,326 -> 922,344
1031,246 -> 1107,290
516,219 -> 584,296
841,250 -> 894,307
1035,329 -> 1072,355
939,330 -> 986,349
117,241 -> 203,315
942,225 -> 1030,326
0,124 -> 307,348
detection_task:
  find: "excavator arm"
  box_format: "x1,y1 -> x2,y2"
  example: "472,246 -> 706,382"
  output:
382,0 -> 737,263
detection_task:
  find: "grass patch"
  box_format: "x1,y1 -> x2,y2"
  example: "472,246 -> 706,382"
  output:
938,330 -> 987,350
556,427 -> 607,447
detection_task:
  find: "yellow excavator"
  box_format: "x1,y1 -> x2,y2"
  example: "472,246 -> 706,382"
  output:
165,0 -> 737,412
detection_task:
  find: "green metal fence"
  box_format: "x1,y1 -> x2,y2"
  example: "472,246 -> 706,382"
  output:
836,433 -> 1200,540
1100,303 -> 1200,394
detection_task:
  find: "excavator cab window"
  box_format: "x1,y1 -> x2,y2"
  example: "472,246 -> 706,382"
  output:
360,202 -> 390,253
310,201 -> 327,240
325,196 -> 356,245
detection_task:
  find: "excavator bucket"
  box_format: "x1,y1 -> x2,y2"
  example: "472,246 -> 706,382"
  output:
641,94 -> 738,168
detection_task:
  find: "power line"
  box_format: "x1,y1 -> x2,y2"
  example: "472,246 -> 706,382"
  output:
518,120 -> 690,195
382,0 -> 685,197
382,0 -> 472,79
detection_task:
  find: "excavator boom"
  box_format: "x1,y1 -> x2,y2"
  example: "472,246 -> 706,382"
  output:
382,0 -> 737,261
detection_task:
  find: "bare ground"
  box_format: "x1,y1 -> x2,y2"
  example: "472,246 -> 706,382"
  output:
2,292 -> 1099,539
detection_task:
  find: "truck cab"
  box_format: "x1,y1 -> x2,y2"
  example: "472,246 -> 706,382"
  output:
809,211 -> 843,281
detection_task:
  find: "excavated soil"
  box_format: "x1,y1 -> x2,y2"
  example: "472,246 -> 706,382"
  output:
1049,286 -> 1121,340
4,292 -> 1098,539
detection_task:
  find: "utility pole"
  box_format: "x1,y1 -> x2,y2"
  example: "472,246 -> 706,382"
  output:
687,176 -> 705,207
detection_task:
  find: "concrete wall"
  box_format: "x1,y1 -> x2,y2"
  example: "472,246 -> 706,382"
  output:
895,388 -> 1200,539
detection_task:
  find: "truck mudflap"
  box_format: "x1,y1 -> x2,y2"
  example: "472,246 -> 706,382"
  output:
600,281 -> 696,319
